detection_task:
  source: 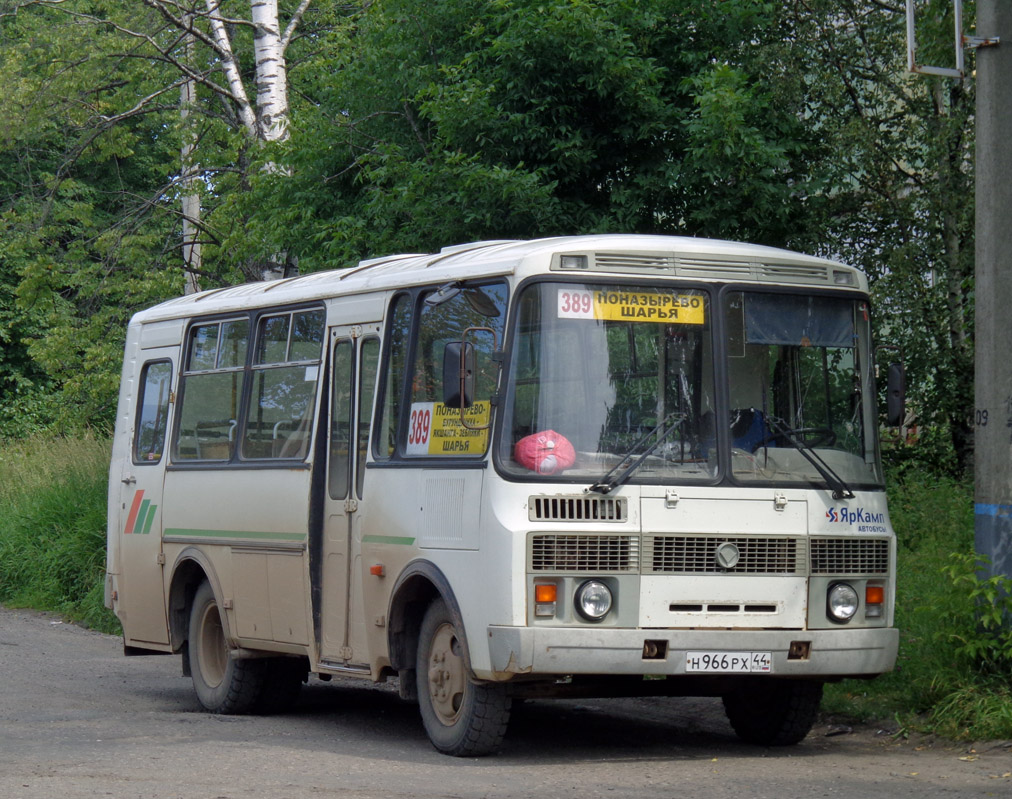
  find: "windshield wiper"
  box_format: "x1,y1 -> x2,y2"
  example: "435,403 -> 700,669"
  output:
587,412 -> 686,495
764,416 -> 855,500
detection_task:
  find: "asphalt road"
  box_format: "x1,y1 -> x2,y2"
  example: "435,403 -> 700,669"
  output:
1,606 -> 1010,799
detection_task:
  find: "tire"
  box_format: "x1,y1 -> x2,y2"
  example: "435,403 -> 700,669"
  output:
415,598 -> 511,756
722,679 -> 823,746
188,580 -> 265,714
254,658 -> 307,715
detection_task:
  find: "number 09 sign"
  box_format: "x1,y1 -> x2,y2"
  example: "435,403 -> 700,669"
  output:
558,289 -> 705,325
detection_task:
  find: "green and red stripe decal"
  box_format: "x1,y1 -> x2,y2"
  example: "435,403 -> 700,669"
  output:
124,489 -> 157,535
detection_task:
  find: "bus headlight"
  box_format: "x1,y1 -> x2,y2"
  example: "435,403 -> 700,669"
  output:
827,583 -> 859,622
575,580 -> 613,621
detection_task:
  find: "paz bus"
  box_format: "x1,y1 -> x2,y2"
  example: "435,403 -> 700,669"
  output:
106,234 -> 900,755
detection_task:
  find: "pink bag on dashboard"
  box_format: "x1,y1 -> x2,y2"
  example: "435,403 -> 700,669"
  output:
514,430 -> 576,475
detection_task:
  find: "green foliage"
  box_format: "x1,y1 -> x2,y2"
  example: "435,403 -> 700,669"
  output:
0,3 -> 187,432
938,553 -> 1012,672
783,0 -> 975,474
824,471 -> 1012,740
0,1 -> 979,461
0,434 -> 119,633
271,0 -> 820,267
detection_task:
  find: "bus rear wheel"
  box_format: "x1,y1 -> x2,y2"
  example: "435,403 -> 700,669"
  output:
415,598 -> 511,756
188,580 -> 265,714
722,679 -> 823,746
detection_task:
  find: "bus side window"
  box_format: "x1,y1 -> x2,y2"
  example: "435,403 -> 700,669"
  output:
405,282 -> 507,457
174,318 -> 249,461
134,360 -> 173,464
242,308 -> 325,460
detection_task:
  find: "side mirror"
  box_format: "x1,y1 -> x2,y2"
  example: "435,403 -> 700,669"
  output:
886,362 -> 905,427
442,341 -> 474,409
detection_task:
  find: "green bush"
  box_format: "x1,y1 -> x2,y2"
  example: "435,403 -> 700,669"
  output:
0,434 -> 120,633
824,470 -> 1012,740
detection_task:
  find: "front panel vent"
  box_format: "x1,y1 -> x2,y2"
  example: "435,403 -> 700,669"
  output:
758,263 -> 831,283
676,259 -> 753,280
529,495 -> 627,522
530,534 -> 639,572
593,252 -> 677,271
810,538 -> 890,575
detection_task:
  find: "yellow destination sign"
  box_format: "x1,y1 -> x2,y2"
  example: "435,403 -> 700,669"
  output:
557,289 -> 705,324
406,401 -> 490,456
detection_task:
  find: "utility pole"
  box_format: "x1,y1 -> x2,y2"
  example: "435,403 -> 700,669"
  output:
974,0 -> 1012,583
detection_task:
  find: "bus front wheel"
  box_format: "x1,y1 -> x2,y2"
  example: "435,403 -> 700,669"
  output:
415,598 -> 511,756
722,679 -> 823,746
188,580 -> 265,714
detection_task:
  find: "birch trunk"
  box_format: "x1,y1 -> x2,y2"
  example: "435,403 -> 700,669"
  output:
251,0 -> 289,143
180,18 -> 201,295
205,0 -> 258,139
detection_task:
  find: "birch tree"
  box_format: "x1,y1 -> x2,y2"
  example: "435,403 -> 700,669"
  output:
3,0 -> 319,289
0,0 -> 332,430
143,0 -> 315,285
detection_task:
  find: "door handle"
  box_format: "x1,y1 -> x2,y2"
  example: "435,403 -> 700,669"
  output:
122,476 -> 137,485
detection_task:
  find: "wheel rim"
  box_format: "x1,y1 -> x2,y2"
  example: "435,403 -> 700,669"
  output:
426,621 -> 466,726
197,602 -> 227,689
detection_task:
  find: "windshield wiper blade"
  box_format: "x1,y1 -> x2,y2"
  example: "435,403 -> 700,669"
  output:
765,416 -> 855,500
587,412 -> 686,495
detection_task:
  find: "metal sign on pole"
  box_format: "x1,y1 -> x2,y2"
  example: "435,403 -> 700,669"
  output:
906,0 -> 999,78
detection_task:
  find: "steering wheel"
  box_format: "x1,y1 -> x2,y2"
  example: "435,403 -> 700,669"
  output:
753,426 -> 837,452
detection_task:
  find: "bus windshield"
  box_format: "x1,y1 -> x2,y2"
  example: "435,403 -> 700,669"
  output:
499,281 -> 883,490
725,290 -> 883,489
499,281 -> 718,482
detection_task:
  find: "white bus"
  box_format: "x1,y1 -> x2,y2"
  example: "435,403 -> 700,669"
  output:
106,235 -> 900,755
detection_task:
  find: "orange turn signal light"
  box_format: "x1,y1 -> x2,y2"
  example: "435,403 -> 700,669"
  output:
369,564 -> 385,577
865,585 -> 884,605
535,584 -> 557,603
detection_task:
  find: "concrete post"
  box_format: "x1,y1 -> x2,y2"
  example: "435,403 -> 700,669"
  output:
974,0 -> 1012,582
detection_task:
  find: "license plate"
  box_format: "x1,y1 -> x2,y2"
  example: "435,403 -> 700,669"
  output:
685,651 -> 773,673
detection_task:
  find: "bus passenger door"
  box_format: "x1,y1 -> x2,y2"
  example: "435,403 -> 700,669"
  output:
320,325 -> 380,666
116,351 -> 175,647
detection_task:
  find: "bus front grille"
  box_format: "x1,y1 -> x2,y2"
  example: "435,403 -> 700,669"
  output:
810,538 -> 890,575
527,534 -> 891,577
530,534 -> 639,572
644,535 -> 805,575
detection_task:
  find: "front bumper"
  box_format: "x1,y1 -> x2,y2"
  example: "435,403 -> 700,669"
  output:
486,625 -> 898,679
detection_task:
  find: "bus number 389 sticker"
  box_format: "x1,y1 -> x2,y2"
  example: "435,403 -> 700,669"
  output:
558,289 -> 705,325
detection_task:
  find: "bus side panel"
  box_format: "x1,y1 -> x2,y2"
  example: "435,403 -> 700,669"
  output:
360,465 -> 513,679
106,323 -> 143,610
108,327 -> 179,648
161,468 -> 314,649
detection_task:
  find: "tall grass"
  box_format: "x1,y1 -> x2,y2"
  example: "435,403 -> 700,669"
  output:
0,434 -> 120,633
824,470 -> 1012,739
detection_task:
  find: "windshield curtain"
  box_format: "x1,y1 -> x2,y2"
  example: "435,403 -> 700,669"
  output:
725,290 -> 883,488
498,282 -> 717,482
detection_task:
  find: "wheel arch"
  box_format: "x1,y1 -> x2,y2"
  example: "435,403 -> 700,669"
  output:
167,547 -> 228,652
387,559 -> 469,676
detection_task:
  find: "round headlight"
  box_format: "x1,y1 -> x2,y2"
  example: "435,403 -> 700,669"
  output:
575,580 -> 613,621
827,582 -> 859,622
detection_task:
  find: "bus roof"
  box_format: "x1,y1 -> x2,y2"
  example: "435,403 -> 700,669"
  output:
131,234 -> 864,324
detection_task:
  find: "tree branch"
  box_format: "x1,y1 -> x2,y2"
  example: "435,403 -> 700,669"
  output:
281,0 -> 312,53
